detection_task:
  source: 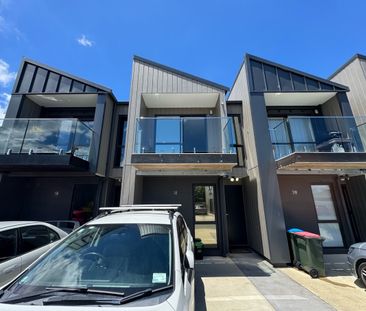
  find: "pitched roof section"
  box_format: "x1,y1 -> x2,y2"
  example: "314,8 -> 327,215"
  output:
13,58 -> 117,101
329,54 -> 366,79
238,54 -> 349,93
133,55 -> 230,93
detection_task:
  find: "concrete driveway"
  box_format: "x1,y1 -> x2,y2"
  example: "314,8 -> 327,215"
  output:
280,254 -> 366,311
195,252 -> 334,311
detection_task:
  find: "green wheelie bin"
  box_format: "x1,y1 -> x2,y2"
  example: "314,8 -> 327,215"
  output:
294,231 -> 326,278
194,238 -> 204,260
287,228 -> 303,268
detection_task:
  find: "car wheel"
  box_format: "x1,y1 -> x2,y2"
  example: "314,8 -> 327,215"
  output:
309,268 -> 319,279
358,262 -> 366,287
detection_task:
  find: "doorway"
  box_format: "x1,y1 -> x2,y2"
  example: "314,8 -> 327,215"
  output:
70,184 -> 98,225
225,185 -> 247,250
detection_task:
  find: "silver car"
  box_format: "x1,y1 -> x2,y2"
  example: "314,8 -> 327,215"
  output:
0,221 -> 67,287
347,242 -> 366,286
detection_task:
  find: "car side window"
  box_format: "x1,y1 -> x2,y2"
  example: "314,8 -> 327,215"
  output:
177,216 -> 188,279
0,229 -> 17,263
19,226 -> 51,255
47,228 -> 60,243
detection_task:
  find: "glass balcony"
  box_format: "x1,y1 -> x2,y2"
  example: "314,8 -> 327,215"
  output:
0,119 -> 93,160
134,117 -> 236,154
269,116 -> 366,160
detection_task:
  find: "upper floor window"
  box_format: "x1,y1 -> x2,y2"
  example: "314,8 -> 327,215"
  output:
114,116 -> 127,167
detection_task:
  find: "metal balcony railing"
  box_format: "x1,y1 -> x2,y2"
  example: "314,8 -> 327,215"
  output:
134,117 -> 236,154
269,116 -> 366,160
0,118 -> 93,161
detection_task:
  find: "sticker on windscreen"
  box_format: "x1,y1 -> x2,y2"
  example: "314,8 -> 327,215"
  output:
152,273 -> 167,283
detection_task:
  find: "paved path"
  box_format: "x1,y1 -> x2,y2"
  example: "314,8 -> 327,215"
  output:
195,253 -> 334,311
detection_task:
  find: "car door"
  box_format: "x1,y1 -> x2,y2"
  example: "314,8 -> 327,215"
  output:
18,225 -> 56,271
0,228 -> 21,287
177,216 -> 194,310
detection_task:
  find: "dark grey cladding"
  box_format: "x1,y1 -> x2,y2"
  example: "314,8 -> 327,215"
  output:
246,54 -> 349,93
13,58 -> 115,98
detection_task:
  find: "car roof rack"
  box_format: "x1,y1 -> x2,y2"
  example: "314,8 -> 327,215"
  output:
99,204 -> 181,215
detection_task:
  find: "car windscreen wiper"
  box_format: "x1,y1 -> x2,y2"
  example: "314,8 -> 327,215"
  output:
0,286 -> 125,304
119,284 -> 173,305
44,285 -> 174,306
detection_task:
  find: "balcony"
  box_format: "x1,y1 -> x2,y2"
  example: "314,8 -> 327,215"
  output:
132,117 -> 237,172
269,116 -> 366,170
0,118 -> 93,171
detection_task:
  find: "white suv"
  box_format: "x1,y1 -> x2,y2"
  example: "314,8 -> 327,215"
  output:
0,205 -> 195,311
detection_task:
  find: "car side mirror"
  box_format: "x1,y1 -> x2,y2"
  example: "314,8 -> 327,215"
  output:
184,249 -> 194,270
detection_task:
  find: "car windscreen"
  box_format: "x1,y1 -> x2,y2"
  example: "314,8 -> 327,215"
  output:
4,223 -> 173,297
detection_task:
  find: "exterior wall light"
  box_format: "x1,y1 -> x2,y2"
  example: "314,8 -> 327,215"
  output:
235,177 -> 240,182
230,177 -> 235,182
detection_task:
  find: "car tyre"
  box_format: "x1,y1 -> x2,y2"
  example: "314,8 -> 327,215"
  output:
358,262 -> 366,287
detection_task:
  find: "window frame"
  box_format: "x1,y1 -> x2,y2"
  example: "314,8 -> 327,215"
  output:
114,115 -> 128,167
18,225 -> 53,256
0,228 -> 18,264
310,184 -> 345,248
176,216 -> 188,280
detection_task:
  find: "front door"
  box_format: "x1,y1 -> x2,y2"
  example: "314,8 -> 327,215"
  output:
225,185 -> 247,250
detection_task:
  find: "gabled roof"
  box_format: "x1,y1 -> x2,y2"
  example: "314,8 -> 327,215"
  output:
133,55 -> 230,93
329,54 -> 366,79
231,53 -> 349,94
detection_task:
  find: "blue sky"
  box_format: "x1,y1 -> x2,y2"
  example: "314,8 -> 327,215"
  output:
0,0 -> 366,115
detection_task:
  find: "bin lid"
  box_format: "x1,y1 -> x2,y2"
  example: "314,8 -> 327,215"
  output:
294,231 -> 322,239
288,228 -> 303,233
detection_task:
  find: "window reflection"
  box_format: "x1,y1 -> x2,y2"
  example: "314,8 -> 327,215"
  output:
194,185 -> 217,247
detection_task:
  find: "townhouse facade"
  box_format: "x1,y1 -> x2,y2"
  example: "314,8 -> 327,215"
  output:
1,53 -> 366,265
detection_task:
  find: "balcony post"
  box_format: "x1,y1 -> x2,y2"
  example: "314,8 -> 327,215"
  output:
19,119 -> 30,154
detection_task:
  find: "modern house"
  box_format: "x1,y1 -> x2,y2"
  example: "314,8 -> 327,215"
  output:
329,53 -> 366,243
2,53 -> 366,265
121,56 -> 245,256
229,54 -> 366,264
0,59 -> 126,223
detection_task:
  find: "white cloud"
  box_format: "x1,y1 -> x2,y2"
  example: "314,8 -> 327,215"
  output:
77,34 -> 94,47
0,92 -> 10,118
0,59 -> 16,87
0,15 -> 7,32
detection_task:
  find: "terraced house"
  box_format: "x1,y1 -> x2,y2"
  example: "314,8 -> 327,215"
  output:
1,53 -> 365,265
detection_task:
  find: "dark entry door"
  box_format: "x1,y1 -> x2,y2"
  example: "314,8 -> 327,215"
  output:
183,118 -> 207,153
225,185 -> 247,249
70,184 -> 98,224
